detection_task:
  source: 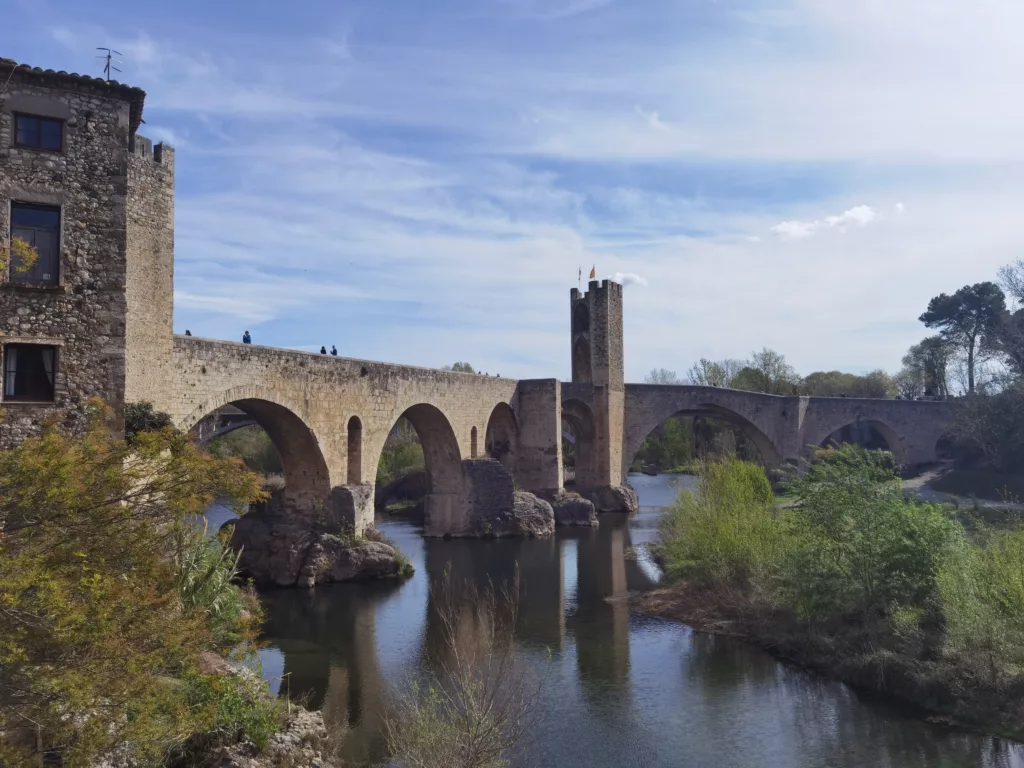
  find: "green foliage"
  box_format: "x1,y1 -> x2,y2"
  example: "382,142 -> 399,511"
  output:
902,336 -> 952,397
377,418 -> 426,485
442,362 -> 476,373
177,669 -> 283,756
209,425 -> 283,475
939,525 -> 1024,680
920,282 -> 1007,393
656,457 -> 785,587
0,403 -> 271,766
174,524 -> 262,650
783,444 -> 961,622
800,369 -> 894,398
944,383 -> 1024,473
124,400 -> 175,443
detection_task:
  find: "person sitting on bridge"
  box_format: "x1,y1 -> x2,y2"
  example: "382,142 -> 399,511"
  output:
320,346 -> 327,354
185,330 -> 191,336
330,345 -> 338,356
242,330 -> 251,344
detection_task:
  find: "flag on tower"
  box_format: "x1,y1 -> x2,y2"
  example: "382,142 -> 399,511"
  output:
589,266 -> 596,279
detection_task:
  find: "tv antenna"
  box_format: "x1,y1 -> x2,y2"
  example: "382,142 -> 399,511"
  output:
96,48 -> 122,82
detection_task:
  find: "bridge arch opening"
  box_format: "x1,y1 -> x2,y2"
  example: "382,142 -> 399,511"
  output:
374,404 -> 465,531
562,398 -> 598,489
347,416 -> 363,484
628,404 -> 782,477
201,398 -> 331,515
818,419 -> 905,464
573,338 -> 592,384
485,402 -> 518,472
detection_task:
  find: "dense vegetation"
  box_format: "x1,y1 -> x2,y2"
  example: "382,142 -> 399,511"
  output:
377,417 -> 426,487
0,404 -> 283,766
208,425 -> 284,476
650,447 -> 1024,735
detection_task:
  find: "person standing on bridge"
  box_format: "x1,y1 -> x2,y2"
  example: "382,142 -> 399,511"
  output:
330,345 -> 338,356
320,346 -> 327,354
242,330 -> 251,344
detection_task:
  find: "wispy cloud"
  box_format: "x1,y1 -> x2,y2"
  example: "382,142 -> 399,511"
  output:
4,0 -> 1023,381
771,205 -> 878,240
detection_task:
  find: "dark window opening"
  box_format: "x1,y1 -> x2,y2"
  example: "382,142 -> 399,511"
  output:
572,303 -> 590,333
11,203 -> 60,284
14,114 -> 63,151
3,344 -> 57,402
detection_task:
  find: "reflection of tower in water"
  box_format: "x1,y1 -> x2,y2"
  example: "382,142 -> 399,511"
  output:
571,518 -> 632,700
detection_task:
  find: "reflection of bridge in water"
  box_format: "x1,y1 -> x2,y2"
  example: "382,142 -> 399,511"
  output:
258,516 -> 655,764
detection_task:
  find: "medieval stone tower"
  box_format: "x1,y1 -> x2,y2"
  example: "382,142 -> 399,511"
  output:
0,58 -> 174,447
569,280 -> 625,491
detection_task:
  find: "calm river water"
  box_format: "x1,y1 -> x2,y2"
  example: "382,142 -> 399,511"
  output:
211,474 -> 1024,767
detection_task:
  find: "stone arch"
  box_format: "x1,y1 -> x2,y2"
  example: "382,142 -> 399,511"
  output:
380,403 -> 465,532
471,426 -> 478,458
562,398 -> 598,489
623,400 -> 783,478
573,303 -> 590,333
347,416 -> 363,484
187,391 -> 332,516
485,402 -> 518,472
573,337 -> 592,384
813,418 -> 907,465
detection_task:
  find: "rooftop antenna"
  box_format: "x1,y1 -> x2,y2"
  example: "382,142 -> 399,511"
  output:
95,48 -> 122,82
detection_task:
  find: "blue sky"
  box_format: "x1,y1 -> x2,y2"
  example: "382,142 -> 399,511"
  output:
5,0 -> 1024,381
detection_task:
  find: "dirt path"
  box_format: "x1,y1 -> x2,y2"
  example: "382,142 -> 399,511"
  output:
902,463 -> 1024,511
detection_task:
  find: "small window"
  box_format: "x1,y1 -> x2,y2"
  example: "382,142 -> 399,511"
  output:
3,344 -> 57,402
11,203 -> 60,284
14,114 -> 63,151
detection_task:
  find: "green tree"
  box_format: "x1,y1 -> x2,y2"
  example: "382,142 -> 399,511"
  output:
745,348 -> 797,394
903,336 -> 952,397
783,445 -> 960,623
0,404 -> 270,765
920,282 -> 1007,394
443,362 -> 476,373
644,367 -> 681,384
124,400 -> 174,443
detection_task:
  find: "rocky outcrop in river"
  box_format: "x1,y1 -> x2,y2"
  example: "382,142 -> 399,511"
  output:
545,490 -> 599,526
586,484 -> 640,514
223,507 -> 411,589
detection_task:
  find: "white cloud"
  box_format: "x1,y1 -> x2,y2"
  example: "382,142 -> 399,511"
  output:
772,205 -> 878,239
896,202 -> 905,214
607,272 -> 648,287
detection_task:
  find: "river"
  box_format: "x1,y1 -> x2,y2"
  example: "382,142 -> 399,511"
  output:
211,474 -> 1024,767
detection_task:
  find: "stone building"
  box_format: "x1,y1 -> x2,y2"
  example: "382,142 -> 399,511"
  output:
0,58 -> 173,448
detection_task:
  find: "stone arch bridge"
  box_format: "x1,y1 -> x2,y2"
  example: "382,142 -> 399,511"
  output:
168,317 -> 955,537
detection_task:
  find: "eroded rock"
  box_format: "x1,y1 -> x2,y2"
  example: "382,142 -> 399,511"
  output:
224,508 -> 410,588
548,490 -> 598,527
586,484 -> 640,514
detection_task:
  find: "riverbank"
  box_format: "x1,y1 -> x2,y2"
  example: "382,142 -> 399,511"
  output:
643,448 -> 1024,745
633,582 -> 1024,742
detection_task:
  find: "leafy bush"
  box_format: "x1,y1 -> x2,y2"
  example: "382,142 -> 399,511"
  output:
782,444 -> 960,623
124,400 -> 175,443
0,402 -> 269,766
656,457 -> 786,587
944,383 -> 1024,473
174,524 -> 262,650
939,525 -> 1024,681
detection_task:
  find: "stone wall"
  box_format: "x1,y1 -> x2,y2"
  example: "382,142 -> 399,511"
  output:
124,139 -> 175,407
0,65 -> 144,447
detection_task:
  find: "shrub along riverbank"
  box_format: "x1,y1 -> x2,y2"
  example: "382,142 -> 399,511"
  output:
0,405 -> 307,767
638,445 -> 1024,739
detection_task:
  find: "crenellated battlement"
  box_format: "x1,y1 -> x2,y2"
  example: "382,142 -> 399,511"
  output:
132,134 -> 175,167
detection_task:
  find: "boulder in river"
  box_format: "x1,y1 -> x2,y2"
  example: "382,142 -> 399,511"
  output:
546,490 -> 599,527
586,484 -> 640,514
222,507 -> 411,589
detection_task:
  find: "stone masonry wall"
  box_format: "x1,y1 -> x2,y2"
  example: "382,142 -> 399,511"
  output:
124,140 -> 175,407
0,72 -> 138,447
